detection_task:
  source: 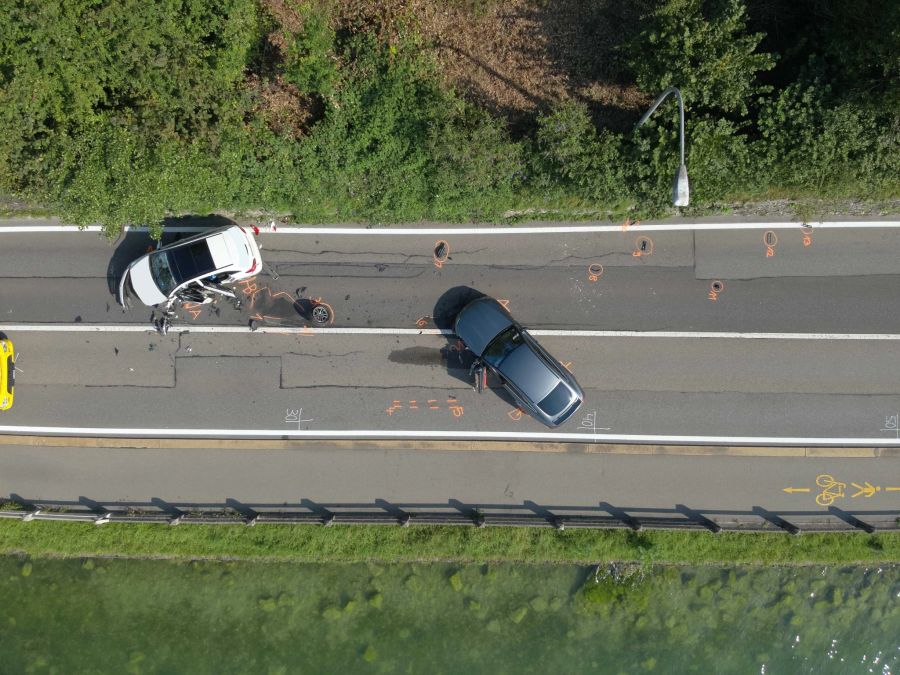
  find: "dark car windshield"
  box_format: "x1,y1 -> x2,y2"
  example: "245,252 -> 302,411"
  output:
482,325 -> 524,367
149,252 -> 177,295
538,382 -> 572,416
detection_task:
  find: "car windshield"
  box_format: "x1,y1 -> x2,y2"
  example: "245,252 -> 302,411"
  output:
538,382 -> 572,416
482,325 -> 523,367
149,252 -> 177,296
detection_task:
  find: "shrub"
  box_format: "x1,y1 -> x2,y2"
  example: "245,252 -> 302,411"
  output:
427,106 -> 525,220
757,80 -> 900,195
281,4 -> 339,97
627,0 -> 775,115
46,121 -> 228,238
534,101 -> 629,206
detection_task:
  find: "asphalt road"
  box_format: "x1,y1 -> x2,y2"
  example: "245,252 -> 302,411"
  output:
1,218 -> 900,517
5,223 -> 900,333
5,331 -> 900,441
0,440 -> 896,527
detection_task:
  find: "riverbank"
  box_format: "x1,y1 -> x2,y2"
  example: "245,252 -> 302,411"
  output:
1,521 -> 898,564
3,557 -> 896,672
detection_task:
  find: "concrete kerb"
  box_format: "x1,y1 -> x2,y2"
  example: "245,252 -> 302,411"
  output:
0,434 -> 894,457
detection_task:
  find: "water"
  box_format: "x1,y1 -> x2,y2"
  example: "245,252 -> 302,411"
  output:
0,557 -> 897,674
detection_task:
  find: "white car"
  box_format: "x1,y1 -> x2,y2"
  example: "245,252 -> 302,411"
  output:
118,225 -> 262,308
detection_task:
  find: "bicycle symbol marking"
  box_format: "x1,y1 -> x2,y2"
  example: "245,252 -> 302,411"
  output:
815,474 -> 846,506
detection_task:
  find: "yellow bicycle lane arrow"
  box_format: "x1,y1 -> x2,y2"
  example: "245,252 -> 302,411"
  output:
782,487 -> 811,494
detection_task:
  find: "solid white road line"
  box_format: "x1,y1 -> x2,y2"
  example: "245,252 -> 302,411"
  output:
1,221 -> 898,235
0,425 -> 896,446
4,324 -> 900,340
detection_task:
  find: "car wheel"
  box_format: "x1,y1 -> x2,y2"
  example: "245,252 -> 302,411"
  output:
311,304 -> 332,325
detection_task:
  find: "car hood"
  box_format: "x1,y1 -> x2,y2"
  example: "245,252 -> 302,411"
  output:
454,297 -> 514,356
128,255 -> 167,306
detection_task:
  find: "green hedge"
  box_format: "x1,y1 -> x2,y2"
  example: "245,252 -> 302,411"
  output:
0,0 -> 897,236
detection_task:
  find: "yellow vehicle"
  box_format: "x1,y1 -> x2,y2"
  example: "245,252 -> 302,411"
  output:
0,338 -> 14,410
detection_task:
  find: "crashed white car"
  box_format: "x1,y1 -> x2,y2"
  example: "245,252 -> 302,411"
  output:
118,225 -> 262,308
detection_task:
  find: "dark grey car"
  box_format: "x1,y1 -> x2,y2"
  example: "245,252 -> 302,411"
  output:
454,297 -> 584,427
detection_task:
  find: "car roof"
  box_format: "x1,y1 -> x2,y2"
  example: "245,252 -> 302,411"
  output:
497,343 -> 560,403
166,239 -> 219,284
454,297 -> 515,355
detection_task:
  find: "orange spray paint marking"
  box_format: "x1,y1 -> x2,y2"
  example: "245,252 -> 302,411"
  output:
801,226 -> 813,247
708,280 -> 724,302
427,399 -> 440,410
508,408 -> 525,421
621,217 -> 639,232
182,302 -> 202,320
498,299 -> 510,310
633,236 -> 654,258
415,316 -> 431,328
587,263 -> 604,282
433,240 -> 450,268
764,231 -> 778,257
408,400 -> 418,410
561,361 -> 573,373
299,326 -> 315,336
251,287 -> 293,308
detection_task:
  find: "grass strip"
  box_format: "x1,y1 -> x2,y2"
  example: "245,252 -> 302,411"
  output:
0,521 -> 898,565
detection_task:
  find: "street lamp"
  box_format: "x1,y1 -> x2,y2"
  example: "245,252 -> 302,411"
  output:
634,86 -> 689,207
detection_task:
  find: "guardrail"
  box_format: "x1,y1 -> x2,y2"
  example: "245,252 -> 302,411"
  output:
2,496 -> 898,534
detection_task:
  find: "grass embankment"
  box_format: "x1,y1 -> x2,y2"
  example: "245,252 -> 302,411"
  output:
1,521 -> 898,565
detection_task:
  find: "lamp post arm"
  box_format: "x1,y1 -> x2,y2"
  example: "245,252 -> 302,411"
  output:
633,86 -> 685,167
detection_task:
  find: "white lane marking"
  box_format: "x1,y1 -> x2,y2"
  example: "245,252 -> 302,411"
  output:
1,221 -> 898,235
0,226 -> 206,234
4,324 -> 900,340
0,324 -> 448,334
0,425 -> 895,446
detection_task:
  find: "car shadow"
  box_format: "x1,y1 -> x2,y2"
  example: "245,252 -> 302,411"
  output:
431,286 -> 522,412
431,285 -> 486,331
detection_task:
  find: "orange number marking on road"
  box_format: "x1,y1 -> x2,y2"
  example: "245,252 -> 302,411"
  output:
764,231 -> 778,258
801,226 -> 813,247
587,263 -> 604,282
